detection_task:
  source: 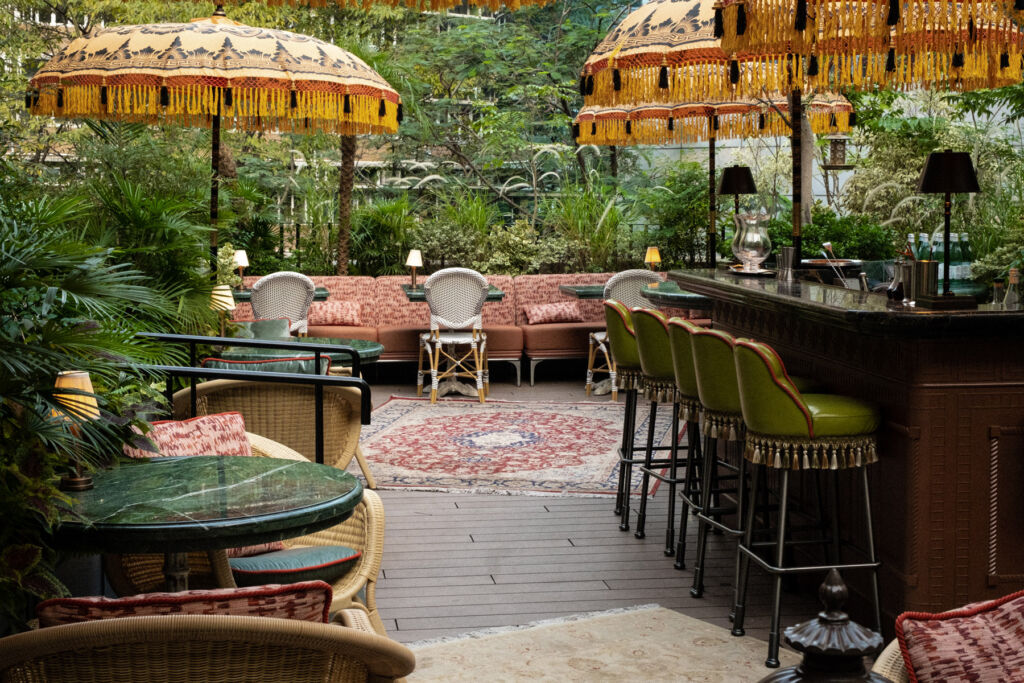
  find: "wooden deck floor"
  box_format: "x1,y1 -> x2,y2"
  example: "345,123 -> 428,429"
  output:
368,364 -> 819,649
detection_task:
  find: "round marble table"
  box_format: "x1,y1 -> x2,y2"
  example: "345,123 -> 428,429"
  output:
54,456 -> 363,590
215,336 -> 383,372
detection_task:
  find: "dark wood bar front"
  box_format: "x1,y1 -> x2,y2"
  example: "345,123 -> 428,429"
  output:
668,268 -> 1024,628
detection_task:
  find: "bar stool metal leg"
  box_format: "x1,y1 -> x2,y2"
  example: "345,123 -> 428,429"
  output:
730,464 -> 761,638
765,469 -> 790,668
674,418 -> 701,570
689,431 -> 717,598
634,400 -> 661,540
614,387 -> 638,518
863,467 -> 882,634
662,405 -> 681,556
623,400 -> 656,533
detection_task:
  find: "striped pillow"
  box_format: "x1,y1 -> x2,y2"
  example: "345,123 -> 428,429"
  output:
122,412 -> 251,459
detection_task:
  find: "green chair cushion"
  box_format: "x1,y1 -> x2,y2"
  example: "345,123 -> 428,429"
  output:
603,300 -> 641,371
202,356 -> 330,375
667,318 -> 701,399
804,393 -> 881,437
633,308 -> 674,380
229,546 -> 361,587
691,327 -> 742,414
233,318 -> 292,339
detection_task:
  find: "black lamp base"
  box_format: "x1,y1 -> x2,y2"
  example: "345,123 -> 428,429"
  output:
915,293 -> 978,310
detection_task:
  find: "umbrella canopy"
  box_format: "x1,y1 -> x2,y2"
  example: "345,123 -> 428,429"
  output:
716,0 -> 1024,93
166,0 -> 552,10
28,14 -> 400,134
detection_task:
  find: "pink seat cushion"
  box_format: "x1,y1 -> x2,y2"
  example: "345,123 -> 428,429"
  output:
896,589 -> 1024,682
122,412 -> 252,459
308,300 -> 361,326
36,581 -> 333,627
524,301 -> 583,325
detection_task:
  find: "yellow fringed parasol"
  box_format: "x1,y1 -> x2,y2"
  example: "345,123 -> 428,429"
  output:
163,0 -> 554,11
579,0 -> 854,262
28,12 -> 400,268
716,0 -> 1024,93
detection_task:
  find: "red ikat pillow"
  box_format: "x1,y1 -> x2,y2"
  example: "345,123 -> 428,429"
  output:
36,581 -> 333,627
308,300 -> 361,326
524,301 -> 583,325
122,412 -> 252,459
896,588 -> 1024,682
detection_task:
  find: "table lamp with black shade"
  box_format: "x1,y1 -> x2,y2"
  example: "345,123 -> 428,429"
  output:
718,166 -> 758,267
916,150 -> 980,310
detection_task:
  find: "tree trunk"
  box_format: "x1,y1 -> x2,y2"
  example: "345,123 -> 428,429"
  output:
336,135 -> 356,276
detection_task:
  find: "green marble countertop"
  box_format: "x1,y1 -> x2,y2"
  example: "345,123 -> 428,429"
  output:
54,456 -> 362,554
401,284 -> 504,302
640,281 -> 713,309
232,287 -> 329,303
558,284 -> 606,299
216,336 -> 383,365
668,268 -> 1024,336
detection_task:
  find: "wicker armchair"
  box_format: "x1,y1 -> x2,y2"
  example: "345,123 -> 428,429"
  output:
103,433 -> 389,635
172,379 -> 376,488
0,611 -> 415,682
416,267 -> 489,403
250,271 -> 316,335
871,640 -> 908,682
587,269 -> 661,399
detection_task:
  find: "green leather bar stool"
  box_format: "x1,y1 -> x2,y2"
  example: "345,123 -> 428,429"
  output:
603,299 -> 645,528
731,339 -> 882,669
666,318 -> 704,570
632,308 -> 701,556
687,326 -> 747,602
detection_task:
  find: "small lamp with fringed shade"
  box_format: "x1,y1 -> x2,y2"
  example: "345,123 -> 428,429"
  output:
53,371 -> 100,491
211,284 -> 237,336
916,150 -> 980,309
718,165 -> 758,214
232,250 -> 249,282
644,247 -> 662,271
406,249 -> 424,290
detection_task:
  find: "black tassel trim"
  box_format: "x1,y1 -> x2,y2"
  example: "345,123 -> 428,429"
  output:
807,55 -> 819,76
737,3 -> 747,35
612,69 -> 621,91
224,88 -> 233,107
795,0 -> 807,31
585,75 -> 595,96
625,120 -> 632,135
159,86 -> 169,107
849,112 -> 857,127
729,59 -> 740,84
579,76 -> 586,96
885,48 -> 896,72
952,51 -> 964,68
1017,0 -> 1024,10
668,117 -> 674,131
1001,52 -> 1010,69
100,86 -> 107,106
572,123 -> 580,140
24,91 -> 32,109
714,6 -> 724,38
887,0 -> 899,26
758,113 -> 766,129
591,122 -> 596,135
290,91 -> 298,109
397,103 -> 404,123
968,17 -> 975,42
56,89 -> 63,108
658,66 -> 669,89
712,115 -> 720,130
343,94 -> 351,113
379,99 -> 386,117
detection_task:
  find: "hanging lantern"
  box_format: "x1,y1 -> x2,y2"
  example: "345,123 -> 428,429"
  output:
822,134 -> 854,171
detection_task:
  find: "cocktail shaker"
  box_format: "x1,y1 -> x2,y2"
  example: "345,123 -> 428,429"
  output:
777,246 -> 796,282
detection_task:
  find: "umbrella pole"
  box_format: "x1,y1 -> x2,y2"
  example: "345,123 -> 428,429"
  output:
708,114 -> 716,267
210,106 -> 221,275
790,87 -> 802,264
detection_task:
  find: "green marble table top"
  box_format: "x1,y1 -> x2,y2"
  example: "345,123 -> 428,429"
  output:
640,281 -> 713,309
558,284 -> 606,299
54,456 -> 362,554
217,336 -> 383,365
232,286 -> 329,303
401,284 -> 504,302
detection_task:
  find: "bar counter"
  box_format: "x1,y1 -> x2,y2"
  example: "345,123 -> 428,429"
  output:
669,268 -> 1024,627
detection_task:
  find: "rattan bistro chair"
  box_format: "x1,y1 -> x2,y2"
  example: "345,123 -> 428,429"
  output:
417,267 -> 489,404
587,269 -> 661,400
251,271 -> 316,335
0,612 -> 416,683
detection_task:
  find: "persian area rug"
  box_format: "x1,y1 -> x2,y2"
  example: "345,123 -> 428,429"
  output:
360,397 -> 680,495
407,605 -> 799,681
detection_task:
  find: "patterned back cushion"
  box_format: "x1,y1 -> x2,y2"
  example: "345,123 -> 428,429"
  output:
307,300 -> 361,326
897,589 -> 1024,682
309,276 -> 377,326
375,275 -> 430,327
511,273 -> 612,325
524,301 -> 583,324
482,275 -> 515,326
36,581 -> 333,627
122,412 -> 252,459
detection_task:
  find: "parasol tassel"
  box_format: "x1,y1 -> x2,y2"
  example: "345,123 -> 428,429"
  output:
658,66 -> 669,89
807,55 -> 819,77
714,5 -> 724,38
224,88 -> 233,107
585,75 -> 595,96
1001,52 -> 1010,69
572,123 -> 580,141
291,91 -> 298,109
712,115 -> 720,130
579,76 -> 586,96
736,3 -> 746,35
968,18 -> 975,44
343,94 -> 351,113
729,59 -> 739,84
1018,0 -> 1024,9
379,99 -> 386,117
56,89 -> 63,109
885,48 -> 896,73
612,69 -> 621,91
397,102 -> 403,123
795,0 -> 807,32
625,120 -> 632,135
886,0 -> 899,26
758,113 -> 766,130
952,51 -> 964,69
667,117 -> 674,131
591,122 -> 596,135
100,86 -> 107,106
